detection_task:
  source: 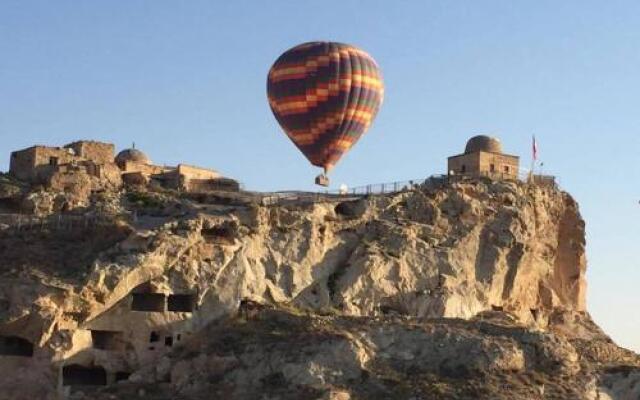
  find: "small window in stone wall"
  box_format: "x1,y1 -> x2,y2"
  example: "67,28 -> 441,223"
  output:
461,165 -> 466,173
504,165 -> 510,173
90,330 -> 125,351
167,294 -> 196,312
165,336 -> 173,347
131,293 -> 166,312
0,336 -> 33,357
62,365 -> 107,386
149,331 -> 159,343
490,164 -> 495,172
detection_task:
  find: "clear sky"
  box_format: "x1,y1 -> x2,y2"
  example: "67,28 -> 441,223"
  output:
1,1 -> 638,351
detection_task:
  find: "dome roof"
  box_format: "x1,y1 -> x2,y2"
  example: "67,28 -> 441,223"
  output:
115,148 -> 150,168
464,135 -> 503,154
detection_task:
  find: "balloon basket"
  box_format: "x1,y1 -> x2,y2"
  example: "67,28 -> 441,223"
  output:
315,174 -> 330,187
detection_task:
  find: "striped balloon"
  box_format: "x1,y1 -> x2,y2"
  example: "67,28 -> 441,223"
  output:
267,42 -> 384,174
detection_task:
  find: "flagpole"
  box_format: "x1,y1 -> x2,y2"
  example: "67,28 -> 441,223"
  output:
530,135 -> 537,184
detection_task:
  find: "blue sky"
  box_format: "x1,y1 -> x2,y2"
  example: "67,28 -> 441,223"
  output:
1,1 -> 638,351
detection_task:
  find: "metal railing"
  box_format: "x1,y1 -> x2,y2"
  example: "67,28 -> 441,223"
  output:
326,178 -> 435,195
252,172 -> 557,206
251,175 -> 445,206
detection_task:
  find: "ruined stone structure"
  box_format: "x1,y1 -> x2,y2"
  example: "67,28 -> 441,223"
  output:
116,148 -> 170,187
152,164 -> 240,192
65,141 -> 115,165
448,135 -> 520,180
9,141 -> 122,207
8,141 -> 240,208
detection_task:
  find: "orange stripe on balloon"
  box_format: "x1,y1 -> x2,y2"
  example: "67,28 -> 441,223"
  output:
269,51 -> 342,82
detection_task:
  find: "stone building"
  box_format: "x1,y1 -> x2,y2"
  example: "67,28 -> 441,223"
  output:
9,141 -> 121,190
10,145 -> 79,183
151,164 -> 239,192
113,146 -> 241,191
448,135 -> 519,180
8,141 -> 240,204
116,148 -> 169,186
65,141 -> 115,165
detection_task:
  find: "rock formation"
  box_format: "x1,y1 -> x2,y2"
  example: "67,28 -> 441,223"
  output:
0,176 -> 637,399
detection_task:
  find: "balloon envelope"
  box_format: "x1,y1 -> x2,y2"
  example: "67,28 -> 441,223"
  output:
267,42 -> 384,173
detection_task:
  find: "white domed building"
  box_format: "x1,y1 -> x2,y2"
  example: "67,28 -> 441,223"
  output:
447,135 -> 519,179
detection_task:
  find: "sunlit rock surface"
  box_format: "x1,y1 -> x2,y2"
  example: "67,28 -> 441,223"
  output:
0,178 -> 637,399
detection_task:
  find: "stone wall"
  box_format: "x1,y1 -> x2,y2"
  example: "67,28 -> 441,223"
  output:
9,148 -> 37,181
10,146 -> 77,183
447,152 -> 480,175
9,142 -> 122,190
447,151 -> 519,179
121,161 -> 167,175
478,152 -> 519,178
95,163 -> 123,188
176,164 -> 220,181
186,178 -> 240,192
65,141 -> 115,165
152,164 -> 222,191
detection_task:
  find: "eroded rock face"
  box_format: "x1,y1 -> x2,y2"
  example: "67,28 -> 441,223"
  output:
185,180 -> 588,326
0,180 -> 635,399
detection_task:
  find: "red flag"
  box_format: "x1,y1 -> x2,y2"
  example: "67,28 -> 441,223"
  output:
532,135 -> 538,161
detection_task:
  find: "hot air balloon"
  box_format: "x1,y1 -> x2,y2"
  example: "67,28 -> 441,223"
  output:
267,41 -> 384,186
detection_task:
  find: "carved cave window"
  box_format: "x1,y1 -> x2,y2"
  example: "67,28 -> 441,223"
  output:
90,330 -> 124,351
131,293 -> 166,312
167,294 -> 196,312
0,336 -> 34,357
62,365 -> 107,386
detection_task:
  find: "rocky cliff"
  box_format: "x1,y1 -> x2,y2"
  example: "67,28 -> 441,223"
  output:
0,177 -> 638,399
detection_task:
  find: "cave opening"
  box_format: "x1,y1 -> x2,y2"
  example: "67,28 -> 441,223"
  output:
334,200 -> 363,218
167,294 -> 196,312
131,293 -> 166,312
90,330 -> 125,351
62,365 -> 107,386
0,335 -> 34,357
201,222 -> 236,244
